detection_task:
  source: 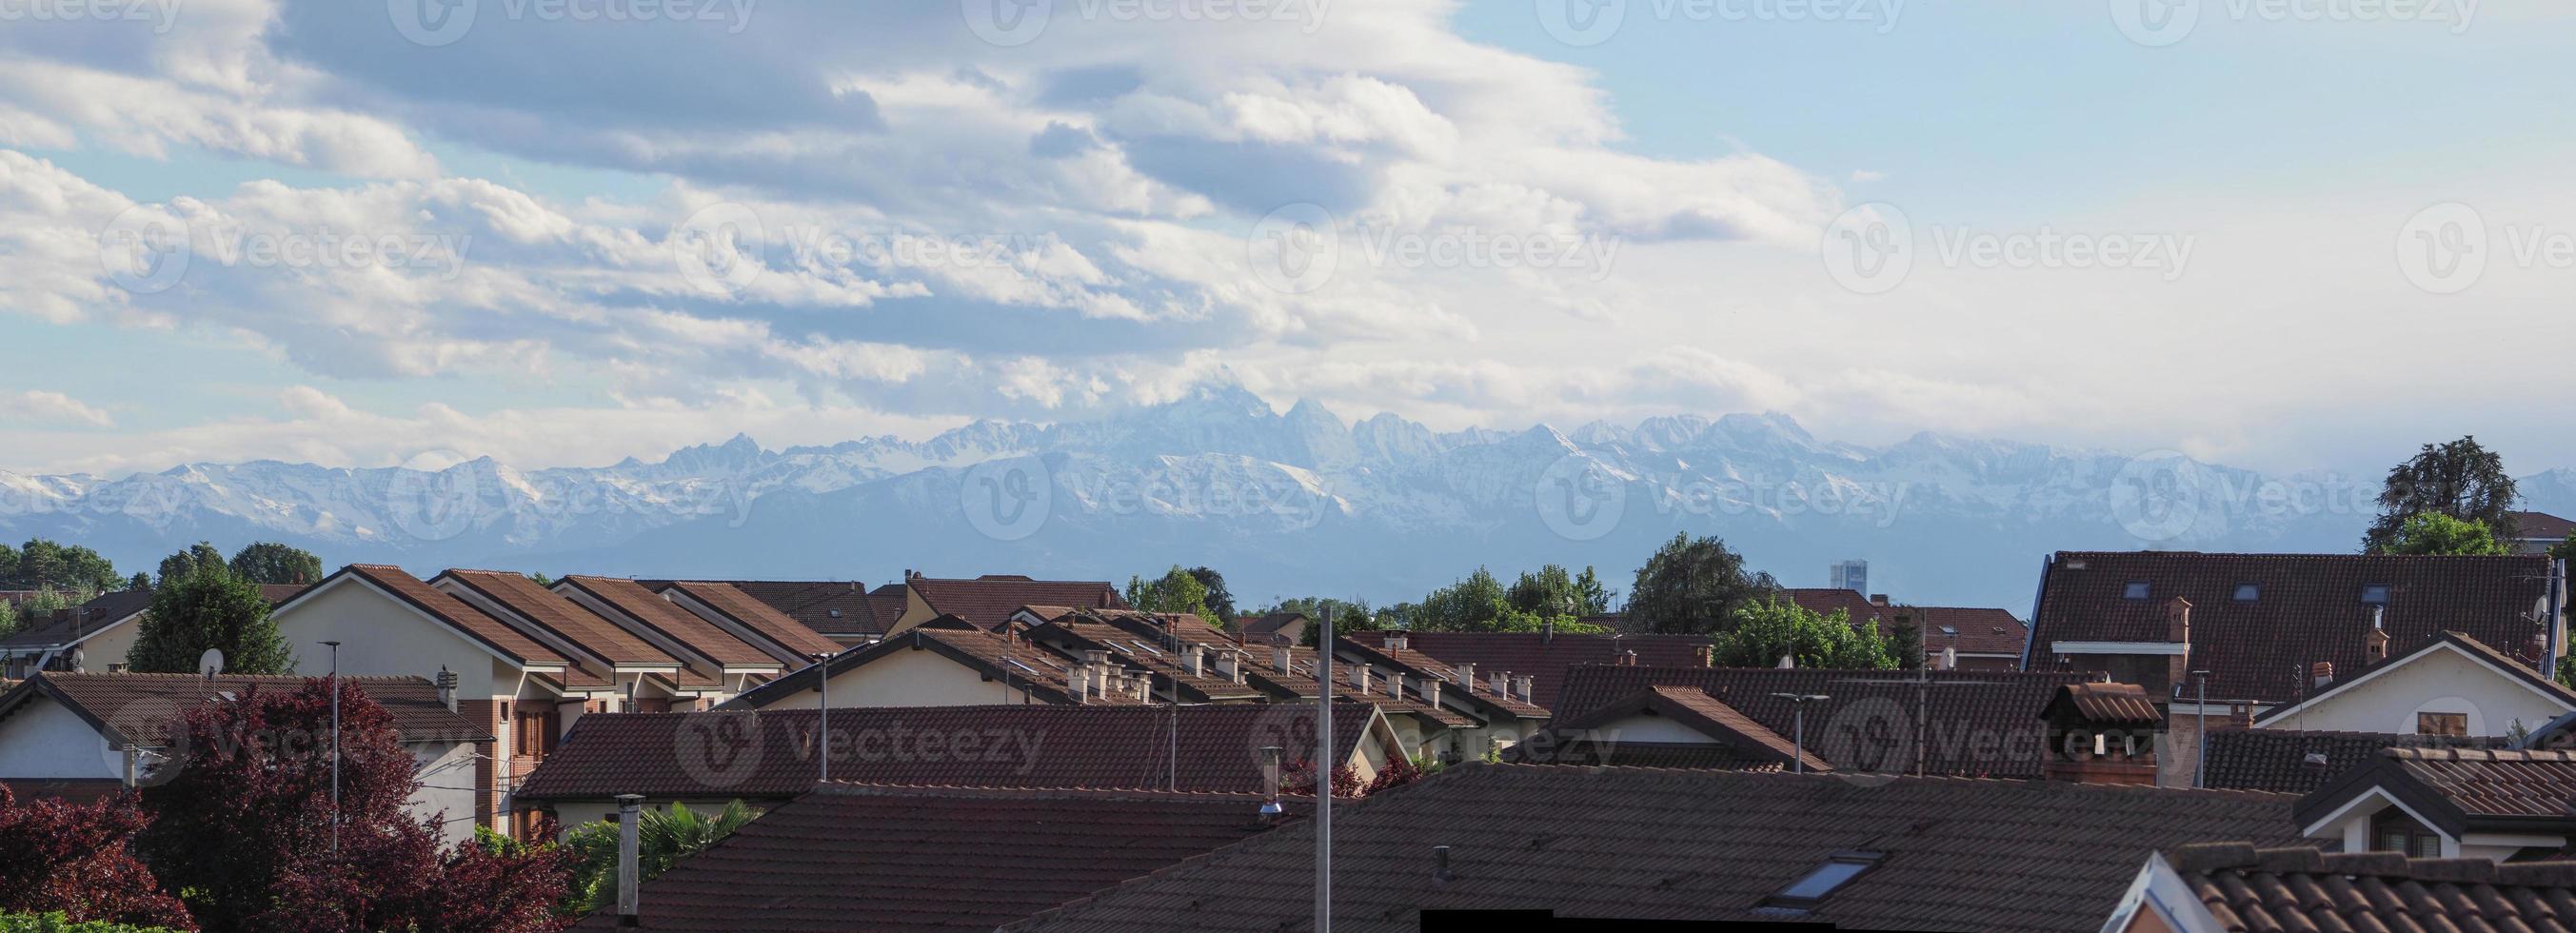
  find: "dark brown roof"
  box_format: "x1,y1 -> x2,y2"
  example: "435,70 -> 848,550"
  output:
1234,611 -> 1305,641
907,574 -> 1125,629
2299,748 -> 2576,837
2031,551 -> 2553,704
327,565 -> 565,665
1555,665 -> 2098,779
2258,630 -> 2576,728
2048,682 -> 2162,725
656,582 -> 844,659
2511,510 -> 2576,542
1007,764 -> 2303,932
1399,631 -> 1713,710
2168,844 -> 2576,932
637,579 -> 902,639
0,589 -> 153,650
1542,685 -> 1826,771
1783,587 -> 1893,624
570,784 -> 1291,932
0,672 -> 490,745
1336,636 -> 1550,721
729,621 -> 1144,709
440,570 -> 678,668
2202,729 -> 2512,795
1915,605 -> 2029,659
516,703 -> 1385,802
556,576 -> 778,669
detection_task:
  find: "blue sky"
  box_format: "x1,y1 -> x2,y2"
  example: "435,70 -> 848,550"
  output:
2,0 -> 2571,478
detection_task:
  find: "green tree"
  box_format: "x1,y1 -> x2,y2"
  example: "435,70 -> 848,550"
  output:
563,801 -> 762,912
0,601 -> 14,639
1124,566 -> 1217,625
1505,564 -> 1616,618
1184,566 -> 1236,621
2364,436 -> 2520,552
1411,566 -> 1607,636
1627,532 -> 1780,634
124,573 -> 148,592
6,540 -> 119,593
154,543 -> 226,587
126,566 -> 292,674
2376,511 -> 2512,556
1886,610 -> 1926,670
226,542 -> 323,586
1709,596 -> 1900,669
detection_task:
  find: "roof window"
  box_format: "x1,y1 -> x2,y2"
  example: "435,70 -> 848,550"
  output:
2231,583 -> 2260,602
2122,581 -> 2151,600
1759,851 -> 1884,912
2361,585 -> 2390,605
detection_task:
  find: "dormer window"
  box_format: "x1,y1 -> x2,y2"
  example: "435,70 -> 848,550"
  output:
2231,583 -> 2260,602
2361,585 -> 2390,605
2122,581 -> 2151,600
1758,851 -> 1885,913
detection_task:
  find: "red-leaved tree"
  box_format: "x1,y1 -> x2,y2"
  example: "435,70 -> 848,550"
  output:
133,678 -> 569,932
1281,756 -> 1364,797
0,785 -> 193,928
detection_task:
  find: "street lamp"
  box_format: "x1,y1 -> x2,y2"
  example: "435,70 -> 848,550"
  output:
319,640 -> 342,856
1770,693 -> 1830,774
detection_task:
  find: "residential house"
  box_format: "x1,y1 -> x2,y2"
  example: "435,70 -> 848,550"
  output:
2294,748 -> 2576,860
1785,587 -> 2028,670
2109,844 -> 2576,933
651,580 -> 849,664
2507,509 -> 2576,555
2200,729 -> 2511,795
2249,630 -> 2576,738
549,575 -> 786,698
721,617 -> 1128,710
1511,683 -> 1832,771
1403,629 -> 1714,710
1230,610 -> 1306,645
0,672 -> 488,843
0,585 -> 307,679
635,579 -> 903,645
512,702 -> 1402,827
898,572 -> 1126,632
1004,764 -> 2302,931
570,784 -> 1300,932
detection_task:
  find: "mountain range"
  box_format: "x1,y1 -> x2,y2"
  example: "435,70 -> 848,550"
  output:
8,383 -> 2573,615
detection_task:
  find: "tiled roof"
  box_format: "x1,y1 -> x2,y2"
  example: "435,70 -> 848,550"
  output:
570,784 -> 1291,932
1020,617 -> 1268,703
1545,685 -> 1826,771
2259,630 -> 2576,728
2049,682 -> 2162,725
1024,609 -> 1480,727
2300,748 -> 2576,837
516,703 -> 1383,802
1234,611 -> 1305,641
0,672 -> 490,745
1399,631 -> 1713,710
557,576 -> 778,669
2030,551 -> 2553,704
1783,587 -> 1893,624
253,584 -> 308,604
1337,636 -> 1550,720
1915,605 -> 2029,659
656,582 -> 844,659
907,574 -> 1125,629
2202,729 -> 2511,795
727,620 -> 1154,709
1502,741 -> 1793,770
440,570 -> 679,668
0,589 -> 153,650
1007,764 -> 2302,932
2169,844 -> 2576,932
332,565 -> 565,665
1555,665 -> 2098,779
638,579 -> 900,638
2510,509 -> 2576,542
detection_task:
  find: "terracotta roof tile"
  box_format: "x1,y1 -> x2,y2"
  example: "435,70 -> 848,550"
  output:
1536,685 -> 1827,771
1915,605 -> 2030,659
336,565 -> 565,666
2203,730 -> 2510,795
2171,844 -> 2576,931
657,582 -> 844,659
907,575 -> 1125,629
1400,631 -> 1711,710
0,671 -> 489,745
558,576 -> 778,669
637,579 -> 900,638
441,570 -> 678,668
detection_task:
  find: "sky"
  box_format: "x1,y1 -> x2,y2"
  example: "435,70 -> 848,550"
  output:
3,0 -> 2574,479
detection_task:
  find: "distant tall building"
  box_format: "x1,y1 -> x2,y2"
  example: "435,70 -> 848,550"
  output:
1829,559 -> 1868,594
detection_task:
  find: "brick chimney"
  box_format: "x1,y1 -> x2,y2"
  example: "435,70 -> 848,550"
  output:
2165,597 -> 2193,693
2363,606 -> 2389,663
1692,645 -> 1714,667
1616,649 -> 1638,666
2310,662 -> 2334,689
2042,684 -> 2163,786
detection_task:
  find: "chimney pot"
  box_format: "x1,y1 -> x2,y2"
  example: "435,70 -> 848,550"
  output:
1489,670 -> 1508,697
1870,594 -> 1890,606
616,794 -> 645,923
1353,663 -> 1372,693
2311,661 -> 2334,688
1272,645 -> 1292,674
436,665 -> 459,712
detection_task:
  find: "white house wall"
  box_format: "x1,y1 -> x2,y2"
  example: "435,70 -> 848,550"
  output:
270,580 -> 509,697
760,648 -> 1039,709
2265,647 -> 2570,737
0,696 -> 123,779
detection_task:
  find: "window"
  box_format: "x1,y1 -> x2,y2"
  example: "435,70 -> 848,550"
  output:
1938,625 -> 1958,636
2371,809 -> 2444,858
1759,851 -> 1884,912
2122,581 -> 2151,600
2362,585 -> 2390,605
2231,583 -> 2260,602
2418,712 -> 2467,737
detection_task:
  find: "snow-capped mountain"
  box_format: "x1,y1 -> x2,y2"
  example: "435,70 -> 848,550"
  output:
0,384 -> 2468,611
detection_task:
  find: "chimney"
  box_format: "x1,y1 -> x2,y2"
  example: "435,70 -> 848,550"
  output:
1870,593 -> 1890,606
1456,662 -> 1476,685
1617,649 -> 1638,666
1514,674 -> 1535,705
1692,645 -> 1714,668
2165,597 -> 2194,695
1382,632 -> 1407,652
2366,606 -> 2390,663
615,794 -> 644,925
1353,664 -> 1372,694
1776,654 -> 1795,669
436,665 -> 459,712
1489,670 -> 1509,697
1420,676 -> 1442,708
1272,645 -> 1293,675
1185,645 -> 1204,677
1386,672 -> 1404,699
1542,617 -> 1556,644
2311,662 -> 2334,689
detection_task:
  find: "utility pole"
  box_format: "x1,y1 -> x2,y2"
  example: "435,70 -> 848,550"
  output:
1316,605 -> 1333,933
320,640 -> 342,857
1771,693 -> 1829,773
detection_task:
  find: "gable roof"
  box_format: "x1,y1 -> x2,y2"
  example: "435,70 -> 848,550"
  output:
1544,685 -> 1827,771
570,784 -> 1292,932
2044,682 -> 2163,726
2030,550 -> 2553,705
906,574 -> 1125,629
1399,631 -> 1713,710
1006,764 -> 2302,932
311,566 -> 565,666
2164,843 -> 2576,932
555,575 -> 779,670
1555,665 -> 2098,779
516,703 -> 1385,802
1335,635 -> 1551,721
1914,605 -> 2029,659
724,620 -> 1141,709
1233,611 -> 1306,642
636,579 -> 901,639
2202,729 -> 2513,795
654,582 -> 846,659
438,569 -> 679,669
0,672 -> 489,746
2253,630 -> 2576,728
2509,509 -> 2576,542
0,588 -> 154,651
1782,587 -> 1892,624
2297,747 -> 2576,837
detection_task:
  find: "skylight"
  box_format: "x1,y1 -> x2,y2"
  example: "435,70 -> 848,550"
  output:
2122,581 -> 2150,600
2362,585 -> 2391,605
2232,583 -> 2260,602
1938,625 -> 1957,636
1760,852 -> 1884,912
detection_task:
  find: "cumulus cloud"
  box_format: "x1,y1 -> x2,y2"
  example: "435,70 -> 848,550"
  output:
5,390 -> 115,427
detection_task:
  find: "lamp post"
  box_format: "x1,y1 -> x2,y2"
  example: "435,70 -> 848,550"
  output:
1316,605 -> 1333,933
2191,669 -> 2211,788
1771,693 -> 1829,773
319,640 -> 341,856
811,651 -> 834,784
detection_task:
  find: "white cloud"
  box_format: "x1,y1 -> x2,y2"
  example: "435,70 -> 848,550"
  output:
7,390 -> 114,427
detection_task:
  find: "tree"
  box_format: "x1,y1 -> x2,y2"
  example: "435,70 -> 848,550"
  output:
1281,757 -> 1362,798
0,600 -> 14,639
134,680 -> 568,932
0,788 -> 192,928
154,544 -> 226,588
5,540 -> 120,593
1503,565 -> 1615,618
1627,533 -> 1780,634
562,801 -> 762,913
1886,611 -> 1926,670
226,544 -> 321,586
127,568 -> 291,675
2364,436 -> 2520,552
1184,566 -> 1236,622
1123,566 -> 1217,625
1707,596 -> 1900,670
2378,511 -> 2512,556
126,573 -> 149,592
1257,596 -> 1376,646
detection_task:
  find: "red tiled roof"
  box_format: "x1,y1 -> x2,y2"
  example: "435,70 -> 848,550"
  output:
1401,631 -> 1712,710
1783,587 -> 1893,624
0,589 -> 153,650
2168,844 -> 2576,932
335,565 -> 565,666
570,784 -> 1292,932
2031,551 -> 2553,705
1337,637 -> 1549,720
728,621 -> 1146,709
1006,764 -> 2302,932
0,672 -> 489,744
1915,605 -> 2028,659
2510,510 -> 2576,542
1555,665 -> 2098,779
558,576 -> 778,669
2300,748 -> 2576,838
908,575 -> 1125,629
2049,682 -> 2162,725
516,703 -> 1384,802
638,579 -> 902,638
657,582 -> 845,659
440,570 -> 678,668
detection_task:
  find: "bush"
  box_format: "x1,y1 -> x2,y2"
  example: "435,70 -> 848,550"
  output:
0,912 -> 180,933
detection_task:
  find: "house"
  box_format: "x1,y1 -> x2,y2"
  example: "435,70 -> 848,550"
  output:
2294,748 -> 2576,860
0,585 -> 307,679
1511,683 -> 1831,771
2108,843 -> 2576,932
1004,764 -> 2302,931
898,572 -> 1126,632
2507,509 -> 2576,555
1402,629 -> 1714,709
1550,663 -> 2099,779
720,617 -> 1134,710
549,575 -> 786,697
634,579 -> 903,645
2246,630 -> 2576,738
512,702 -> 1404,827
0,672 -> 488,843
1230,610 -> 1306,645
2200,729 -> 2511,794
650,580 -> 848,663
569,784 -> 1299,932
1784,587 -> 2028,670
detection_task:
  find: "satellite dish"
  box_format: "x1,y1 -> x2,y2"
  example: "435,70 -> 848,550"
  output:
197,648 -> 224,676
